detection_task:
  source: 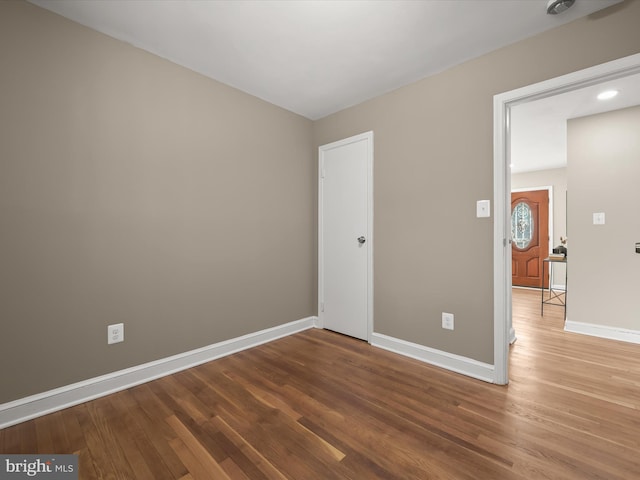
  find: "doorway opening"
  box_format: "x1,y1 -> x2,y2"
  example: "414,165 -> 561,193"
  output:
493,53 -> 640,385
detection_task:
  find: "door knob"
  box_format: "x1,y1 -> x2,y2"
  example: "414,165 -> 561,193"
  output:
357,236 -> 366,244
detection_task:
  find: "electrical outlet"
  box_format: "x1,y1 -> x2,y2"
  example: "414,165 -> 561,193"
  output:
442,312 -> 454,330
108,323 -> 124,344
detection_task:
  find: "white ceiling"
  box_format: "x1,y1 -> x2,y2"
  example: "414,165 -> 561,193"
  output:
30,0 -> 621,120
511,72 -> 640,174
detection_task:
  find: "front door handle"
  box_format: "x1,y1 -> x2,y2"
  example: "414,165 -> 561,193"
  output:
357,236 -> 366,244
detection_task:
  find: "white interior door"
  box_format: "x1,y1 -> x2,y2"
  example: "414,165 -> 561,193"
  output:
319,131 -> 373,341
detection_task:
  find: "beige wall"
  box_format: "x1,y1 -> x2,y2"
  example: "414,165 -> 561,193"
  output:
567,106 -> 640,330
0,1 -> 315,403
313,0 -> 640,363
512,168 -> 567,286
2,0 -> 640,405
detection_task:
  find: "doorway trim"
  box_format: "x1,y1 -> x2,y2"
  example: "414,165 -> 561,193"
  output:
493,53 -> 640,385
317,131 -> 374,342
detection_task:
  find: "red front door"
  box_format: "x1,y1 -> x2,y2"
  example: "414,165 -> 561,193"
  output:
511,190 -> 549,288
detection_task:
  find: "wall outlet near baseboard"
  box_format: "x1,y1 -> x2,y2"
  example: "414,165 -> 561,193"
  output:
108,323 -> 124,344
442,313 -> 454,330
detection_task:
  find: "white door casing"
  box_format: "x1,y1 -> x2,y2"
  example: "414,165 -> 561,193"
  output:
318,131 -> 373,341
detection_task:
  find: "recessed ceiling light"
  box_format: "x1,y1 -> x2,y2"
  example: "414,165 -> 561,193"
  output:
597,90 -> 619,100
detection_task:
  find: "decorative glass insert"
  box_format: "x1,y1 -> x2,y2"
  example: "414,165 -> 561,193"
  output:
511,202 -> 533,249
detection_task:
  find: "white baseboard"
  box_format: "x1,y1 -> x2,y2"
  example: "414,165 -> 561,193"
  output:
564,319 -> 640,345
0,316 -> 319,429
371,332 -> 495,383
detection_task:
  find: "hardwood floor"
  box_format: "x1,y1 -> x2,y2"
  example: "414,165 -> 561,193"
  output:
2,288 -> 640,479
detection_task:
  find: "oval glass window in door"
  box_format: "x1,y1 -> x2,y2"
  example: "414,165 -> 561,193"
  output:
511,202 -> 533,249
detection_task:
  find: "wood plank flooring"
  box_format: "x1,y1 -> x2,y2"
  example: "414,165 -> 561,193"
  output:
2,288 -> 640,479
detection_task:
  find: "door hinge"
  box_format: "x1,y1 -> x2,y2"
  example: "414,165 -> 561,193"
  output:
320,160 -> 325,179
320,302 -> 325,312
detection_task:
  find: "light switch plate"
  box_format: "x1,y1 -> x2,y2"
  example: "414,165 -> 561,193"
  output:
593,212 -> 605,225
476,200 -> 490,218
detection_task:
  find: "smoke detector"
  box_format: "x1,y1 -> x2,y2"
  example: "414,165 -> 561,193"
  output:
547,0 -> 575,15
